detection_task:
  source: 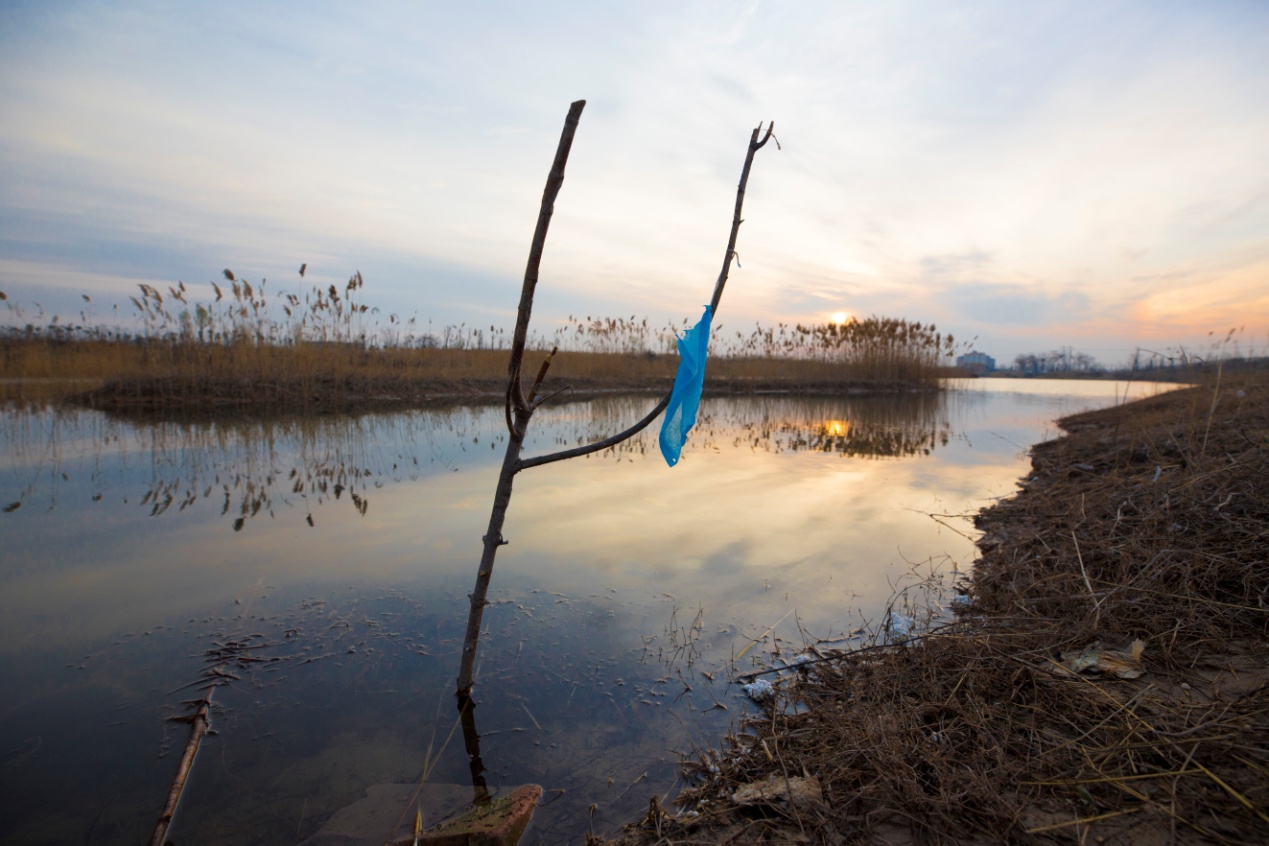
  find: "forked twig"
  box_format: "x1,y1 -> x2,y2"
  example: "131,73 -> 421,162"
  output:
456,106 -> 777,697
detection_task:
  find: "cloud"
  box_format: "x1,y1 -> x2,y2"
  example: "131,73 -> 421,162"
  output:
919,251 -> 995,280
942,281 -> 1093,328
1128,255 -> 1269,337
0,0 -> 1267,363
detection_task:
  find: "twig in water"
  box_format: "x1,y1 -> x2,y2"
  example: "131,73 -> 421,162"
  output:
733,608 -> 795,664
150,685 -> 215,846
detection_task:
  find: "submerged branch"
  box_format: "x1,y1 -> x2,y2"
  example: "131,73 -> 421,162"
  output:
150,684 -> 215,846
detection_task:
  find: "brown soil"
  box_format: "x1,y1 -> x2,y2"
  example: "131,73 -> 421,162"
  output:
601,372 -> 1269,844
67,373 -> 942,420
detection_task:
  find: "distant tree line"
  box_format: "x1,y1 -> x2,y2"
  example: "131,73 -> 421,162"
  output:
1012,347 -> 1102,375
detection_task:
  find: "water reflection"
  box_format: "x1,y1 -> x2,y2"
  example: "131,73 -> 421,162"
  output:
0,408 -> 491,529
0,380 -> 1173,844
2,393 -> 954,531
705,393 -> 951,458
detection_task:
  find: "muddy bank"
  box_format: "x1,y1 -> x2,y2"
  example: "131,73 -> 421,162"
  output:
602,375 -> 1268,844
65,374 -> 945,420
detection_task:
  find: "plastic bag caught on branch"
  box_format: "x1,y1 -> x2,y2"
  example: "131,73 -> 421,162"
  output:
659,305 -> 713,466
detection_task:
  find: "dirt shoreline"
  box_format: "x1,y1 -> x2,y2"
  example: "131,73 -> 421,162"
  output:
58,374 -> 945,419
602,375 -> 1268,844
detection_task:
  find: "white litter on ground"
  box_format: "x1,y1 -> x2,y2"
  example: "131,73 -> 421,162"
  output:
742,679 -> 775,702
885,612 -> 916,643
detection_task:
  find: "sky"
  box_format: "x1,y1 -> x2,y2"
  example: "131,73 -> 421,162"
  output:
2,0 -> 1267,366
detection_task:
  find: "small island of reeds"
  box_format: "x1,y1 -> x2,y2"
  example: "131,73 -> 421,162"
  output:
1,270 -> 962,416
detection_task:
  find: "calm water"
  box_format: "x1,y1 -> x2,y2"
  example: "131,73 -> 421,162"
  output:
0,379 -> 1171,844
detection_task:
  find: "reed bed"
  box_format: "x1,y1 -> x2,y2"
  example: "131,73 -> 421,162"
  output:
604,370 -> 1269,844
2,273 -> 956,414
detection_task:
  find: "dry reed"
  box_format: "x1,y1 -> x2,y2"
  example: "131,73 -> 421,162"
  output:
2,274 -> 957,414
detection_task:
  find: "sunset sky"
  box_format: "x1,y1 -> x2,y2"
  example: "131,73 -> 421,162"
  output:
2,1 -> 1267,366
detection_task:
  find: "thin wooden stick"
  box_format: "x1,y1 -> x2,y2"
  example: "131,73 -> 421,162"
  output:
385,699 -> 468,844
518,121 -> 775,472
526,346 -> 558,406
508,100 -> 586,415
710,122 -> 775,316
518,395 -> 670,470
1071,530 -> 1102,626
735,608 -> 795,663
1193,760 -> 1269,824
150,685 -> 215,846
457,103 -> 587,697
456,105 -> 776,698
1024,807 -> 1141,834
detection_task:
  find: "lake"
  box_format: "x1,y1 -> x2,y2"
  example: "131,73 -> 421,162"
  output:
0,378 -> 1172,844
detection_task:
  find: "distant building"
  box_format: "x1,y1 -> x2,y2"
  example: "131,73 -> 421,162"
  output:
956,350 -> 996,376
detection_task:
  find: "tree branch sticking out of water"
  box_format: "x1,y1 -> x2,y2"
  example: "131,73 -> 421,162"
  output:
456,104 -> 777,699
150,684 -> 215,846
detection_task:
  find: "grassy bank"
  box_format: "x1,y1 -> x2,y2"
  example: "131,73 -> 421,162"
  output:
0,341 -> 960,416
2,273 -> 959,414
605,370 -> 1268,844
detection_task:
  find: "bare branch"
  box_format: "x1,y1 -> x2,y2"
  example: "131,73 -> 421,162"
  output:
457,108 -> 776,700
519,119 -> 776,470
710,121 -> 773,316
508,100 -> 586,414
526,346 -> 558,406
519,395 -> 671,470
503,376 -> 516,439
150,685 -> 215,846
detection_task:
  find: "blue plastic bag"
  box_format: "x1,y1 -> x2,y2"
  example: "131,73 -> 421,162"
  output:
659,305 -> 713,466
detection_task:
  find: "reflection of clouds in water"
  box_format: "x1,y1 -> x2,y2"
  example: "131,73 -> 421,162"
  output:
514,453 -> 964,627
0,406 -> 497,528
1,578 -> 709,845
700,541 -> 750,577
0,380 -> 1169,844
3,392 -> 955,529
0,381 -> 1154,652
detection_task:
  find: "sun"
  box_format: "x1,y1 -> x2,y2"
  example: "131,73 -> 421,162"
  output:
824,419 -> 850,437
830,311 -> 850,326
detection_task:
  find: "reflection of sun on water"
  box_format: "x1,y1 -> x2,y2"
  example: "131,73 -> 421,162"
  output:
823,419 -> 850,437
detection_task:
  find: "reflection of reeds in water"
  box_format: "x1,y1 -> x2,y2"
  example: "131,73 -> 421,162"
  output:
0,407 -> 474,528
714,394 -> 952,460
127,414 -> 421,530
551,393 -> 954,462
1,394 -> 954,526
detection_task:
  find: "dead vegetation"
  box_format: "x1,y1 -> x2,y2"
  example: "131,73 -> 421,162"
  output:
1,273 -> 959,415
603,369 -> 1269,844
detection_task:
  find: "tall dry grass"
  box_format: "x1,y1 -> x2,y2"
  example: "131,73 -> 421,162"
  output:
2,271 -> 958,413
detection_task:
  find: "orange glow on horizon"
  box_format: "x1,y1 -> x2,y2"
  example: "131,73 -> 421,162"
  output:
823,419 -> 850,437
